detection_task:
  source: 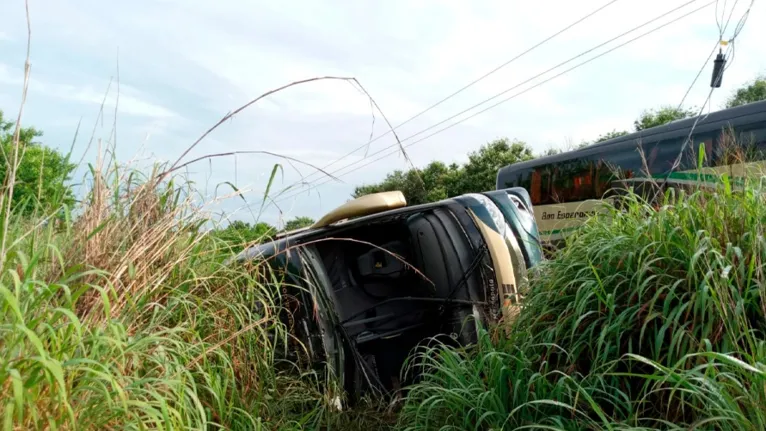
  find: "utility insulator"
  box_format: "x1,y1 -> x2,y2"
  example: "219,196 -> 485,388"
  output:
710,49 -> 727,88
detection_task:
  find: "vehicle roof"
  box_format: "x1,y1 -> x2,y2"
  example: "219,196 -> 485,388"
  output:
498,100 -> 766,175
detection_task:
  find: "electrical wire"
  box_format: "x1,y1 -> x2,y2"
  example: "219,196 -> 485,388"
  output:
677,41 -> 719,109
661,48 -> 730,183
277,0 -> 710,203
276,0 -> 623,193
661,0 -> 753,185
275,0 -> 716,205
729,0 -> 754,40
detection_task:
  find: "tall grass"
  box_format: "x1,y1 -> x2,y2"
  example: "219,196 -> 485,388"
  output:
0,149 -> 391,429
399,175 -> 766,429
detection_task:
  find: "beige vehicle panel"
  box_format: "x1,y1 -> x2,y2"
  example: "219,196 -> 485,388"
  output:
467,210 -> 521,324
312,191 -> 407,229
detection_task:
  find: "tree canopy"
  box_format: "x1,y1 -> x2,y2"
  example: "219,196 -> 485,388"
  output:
633,106 -> 696,131
284,216 -> 315,231
726,75 -> 766,108
593,129 -> 629,144
0,109 -> 76,215
212,220 -> 276,252
460,138 -> 535,194
353,138 -> 533,205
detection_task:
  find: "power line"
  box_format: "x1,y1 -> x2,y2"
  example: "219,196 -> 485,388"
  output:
662,44 -> 732,181
662,0 -> 753,183
278,0 -> 622,191
279,0 -> 707,201
677,0 -> 745,109
677,41 -> 719,109
275,0 -> 714,204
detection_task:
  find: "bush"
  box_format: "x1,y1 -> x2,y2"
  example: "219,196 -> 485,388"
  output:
399,179 -> 766,430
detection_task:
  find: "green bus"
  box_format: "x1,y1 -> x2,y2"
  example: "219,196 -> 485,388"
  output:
496,100 -> 766,245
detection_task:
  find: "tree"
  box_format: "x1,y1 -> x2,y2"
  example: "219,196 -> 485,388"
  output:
0,109 -> 75,215
353,161 -> 463,205
726,75 -> 766,108
284,216 -> 315,231
457,138 -> 534,194
578,129 -> 629,148
633,106 -> 695,131
541,147 -> 563,156
354,138 -> 535,204
354,168 -> 428,205
594,129 -> 629,143
213,220 -> 276,252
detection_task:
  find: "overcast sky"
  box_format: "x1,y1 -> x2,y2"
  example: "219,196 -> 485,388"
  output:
1,0 -> 764,227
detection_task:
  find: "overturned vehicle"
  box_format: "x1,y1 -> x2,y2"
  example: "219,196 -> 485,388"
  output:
232,188 -> 544,401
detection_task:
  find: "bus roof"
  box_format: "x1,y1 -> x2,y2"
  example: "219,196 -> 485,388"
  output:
498,100 -> 766,176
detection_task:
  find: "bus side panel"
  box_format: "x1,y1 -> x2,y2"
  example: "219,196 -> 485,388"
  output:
533,199 -> 613,243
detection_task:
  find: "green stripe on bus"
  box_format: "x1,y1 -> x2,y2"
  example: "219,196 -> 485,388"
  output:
651,171 -> 744,184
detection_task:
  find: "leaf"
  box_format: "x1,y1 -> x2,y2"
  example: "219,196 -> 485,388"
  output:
259,163 -> 283,216
9,369 -> 23,423
16,325 -> 46,357
721,173 -> 731,196
3,402 -> 14,431
0,285 -> 23,323
215,181 -> 248,203
86,218 -> 112,240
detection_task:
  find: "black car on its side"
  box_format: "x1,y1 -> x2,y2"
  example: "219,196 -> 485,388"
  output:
232,187 -> 544,402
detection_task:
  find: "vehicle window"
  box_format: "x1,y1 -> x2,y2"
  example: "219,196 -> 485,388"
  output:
600,145 -> 642,179
499,167 -> 529,190
546,158 -> 596,203
497,122 -> 766,207
530,165 -> 555,205
639,136 -> 686,175
674,131 -> 717,170
539,167 -> 553,204
503,166 -> 554,206
530,169 -> 541,204
593,160 -> 612,198
514,168 -> 532,191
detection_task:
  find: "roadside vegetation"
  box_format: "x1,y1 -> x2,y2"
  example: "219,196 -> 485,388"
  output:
0,72 -> 765,430
400,178 -> 766,430
0,112 -> 392,429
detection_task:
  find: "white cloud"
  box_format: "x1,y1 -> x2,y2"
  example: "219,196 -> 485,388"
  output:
0,66 -> 178,119
60,85 -> 177,119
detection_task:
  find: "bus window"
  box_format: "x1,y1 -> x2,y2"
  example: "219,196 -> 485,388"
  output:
646,144 -> 660,172
642,137 -> 686,175
704,136 -> 714,166
593,160 -> 608,197
539,167 -> 553,205
571,160 -> 595,201
530,169 -> 541,204
603,145 -> 643,179
675,131 -> 717,168
545,158 -> 596,203
515,168 -> 531,190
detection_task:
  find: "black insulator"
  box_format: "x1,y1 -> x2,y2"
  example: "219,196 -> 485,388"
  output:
710,51 -> 726,88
